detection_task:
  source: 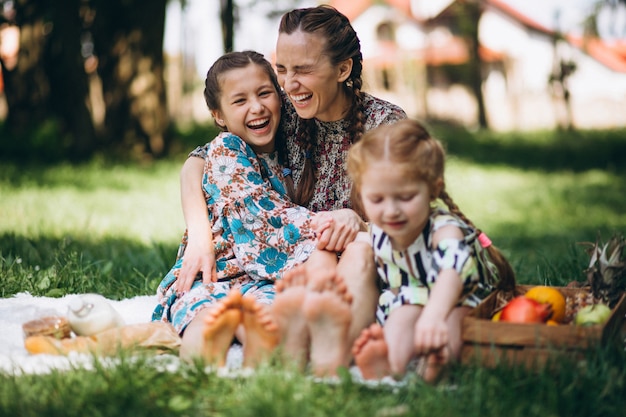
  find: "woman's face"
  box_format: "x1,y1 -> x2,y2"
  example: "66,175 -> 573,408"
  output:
275,30 -> 352,122
212,64 -> 281,154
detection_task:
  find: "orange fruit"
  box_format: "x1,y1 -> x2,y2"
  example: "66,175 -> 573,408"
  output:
524,286 -> 566,323
546,319 -> 559,326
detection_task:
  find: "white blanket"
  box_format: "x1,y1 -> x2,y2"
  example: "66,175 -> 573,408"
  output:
0,292 -> 187,375
1,293 -> 396,385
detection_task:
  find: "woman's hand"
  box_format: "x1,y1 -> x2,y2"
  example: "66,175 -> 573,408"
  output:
313,209 -> 365,252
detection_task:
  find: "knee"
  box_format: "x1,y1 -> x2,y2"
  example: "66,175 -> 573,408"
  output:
341,241 -> 374,271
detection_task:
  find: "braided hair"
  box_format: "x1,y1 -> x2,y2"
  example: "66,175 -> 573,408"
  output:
278,5 -> 367,206
347,119 -> 516,291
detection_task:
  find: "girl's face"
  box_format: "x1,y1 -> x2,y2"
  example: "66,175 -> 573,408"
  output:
359,160 -> 436,251
275,30 -> 352,122
212,64 -> 281,154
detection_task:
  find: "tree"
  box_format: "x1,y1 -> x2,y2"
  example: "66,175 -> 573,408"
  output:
455,0 -> 488,129
220,0 -> 236,53
0,0 -> 170,160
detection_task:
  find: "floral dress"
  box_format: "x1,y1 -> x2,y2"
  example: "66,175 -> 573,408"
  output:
152,132 -> 318,334
372,207 -> 500,325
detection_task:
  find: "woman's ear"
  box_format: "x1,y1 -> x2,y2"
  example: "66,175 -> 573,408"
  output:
337,58 -> 353,83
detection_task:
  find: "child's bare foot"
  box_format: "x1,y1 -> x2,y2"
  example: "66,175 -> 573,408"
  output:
201,290 -> 243,367
272,265 -> 311,367
421,346 -> 450,383
241,296 -> 279,368
352,324 -> 391,380
303,272 -> 353,377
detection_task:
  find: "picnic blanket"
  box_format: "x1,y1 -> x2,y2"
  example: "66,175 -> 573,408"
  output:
0,292 -> 239,375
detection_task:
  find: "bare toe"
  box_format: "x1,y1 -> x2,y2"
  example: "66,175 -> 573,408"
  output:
353,324 -> 391,380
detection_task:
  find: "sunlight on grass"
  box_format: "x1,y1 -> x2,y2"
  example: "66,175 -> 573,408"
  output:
446,158 -> 625,237
1,161 -> 184,244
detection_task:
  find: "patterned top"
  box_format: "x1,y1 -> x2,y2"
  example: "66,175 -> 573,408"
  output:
372,207 -> 499,323
201,132 -> 317,281
191,91 -> 407,212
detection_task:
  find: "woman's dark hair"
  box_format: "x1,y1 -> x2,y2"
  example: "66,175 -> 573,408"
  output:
203,51 -> 293,198
279,5 -> 367,206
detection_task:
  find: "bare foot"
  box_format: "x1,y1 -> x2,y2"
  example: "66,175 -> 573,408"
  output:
272,265 -> 311,367
421,346 -> 450,383
202,290 -> 243,367
352,324 -> 391,380
241,295 -> 279,368
303,272 -> 353,377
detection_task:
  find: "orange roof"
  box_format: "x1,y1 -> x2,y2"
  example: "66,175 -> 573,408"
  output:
330,0 -> 626,72
487,0 -> 626,73
567,36 -> 626,72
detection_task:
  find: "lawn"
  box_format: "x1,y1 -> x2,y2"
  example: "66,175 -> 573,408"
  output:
0,126 -> 625,416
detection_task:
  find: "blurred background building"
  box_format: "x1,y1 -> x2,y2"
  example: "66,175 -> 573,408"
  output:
164,0 -> 626,131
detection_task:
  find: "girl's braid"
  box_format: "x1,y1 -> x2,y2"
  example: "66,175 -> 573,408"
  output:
439,189 -> 516,291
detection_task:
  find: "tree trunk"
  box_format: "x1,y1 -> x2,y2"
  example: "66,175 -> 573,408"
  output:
457,0 -> 488,129
220,0 -> 235,53
91,0 -> 170,158
2,1 -> 49,137
44,0 -> 96,159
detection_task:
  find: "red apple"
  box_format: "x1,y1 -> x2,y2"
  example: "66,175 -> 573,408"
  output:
499,296 -> 553,323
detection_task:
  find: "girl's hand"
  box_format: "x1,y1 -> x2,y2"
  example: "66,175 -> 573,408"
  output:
174,234 -> 217,295
313,209 -> 365,252
413,313 -> 449,356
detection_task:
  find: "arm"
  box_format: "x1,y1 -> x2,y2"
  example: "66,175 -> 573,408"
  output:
173,156 -> 217,295
413,224 -> 464,355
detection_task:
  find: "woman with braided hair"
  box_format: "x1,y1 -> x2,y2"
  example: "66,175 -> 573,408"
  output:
177,5 -> 406,376
347,119 -> 515,382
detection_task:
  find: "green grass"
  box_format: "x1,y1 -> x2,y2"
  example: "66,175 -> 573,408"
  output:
1,127 -> 625,416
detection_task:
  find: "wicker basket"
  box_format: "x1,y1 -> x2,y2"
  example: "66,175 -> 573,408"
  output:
461,285 -> 626,369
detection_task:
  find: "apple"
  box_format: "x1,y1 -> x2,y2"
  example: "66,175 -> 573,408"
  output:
574,304 -> 611,326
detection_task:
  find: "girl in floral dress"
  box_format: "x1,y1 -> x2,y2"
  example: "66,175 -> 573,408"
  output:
152,51 -> 330,365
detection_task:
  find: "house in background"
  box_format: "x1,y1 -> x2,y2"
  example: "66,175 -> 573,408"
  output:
329,0 -> 626,131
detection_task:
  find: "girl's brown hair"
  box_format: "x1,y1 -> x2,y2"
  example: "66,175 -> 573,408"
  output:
279,5 -> 366,206
347,119 -> 516,291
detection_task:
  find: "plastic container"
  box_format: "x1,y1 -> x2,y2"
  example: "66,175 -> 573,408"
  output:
22,315 -> 72,339
67,294 -> 125,336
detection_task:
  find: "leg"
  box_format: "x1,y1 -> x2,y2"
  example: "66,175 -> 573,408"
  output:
336,241 -> 379,357
179,290 -> 242,366
272,264 -> 311,368
352,323 -> 391,380
303,270 -> 353,377
383,305 -> 422,379
421,305 -> 471,383
240,295 -> 279,368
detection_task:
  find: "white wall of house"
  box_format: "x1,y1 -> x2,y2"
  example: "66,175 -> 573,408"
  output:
351,1 -> 626,131
481,7 -> 626,130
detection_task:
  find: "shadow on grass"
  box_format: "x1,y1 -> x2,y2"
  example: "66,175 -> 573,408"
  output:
0,233 -> 178,299
430,122 -> 626,173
